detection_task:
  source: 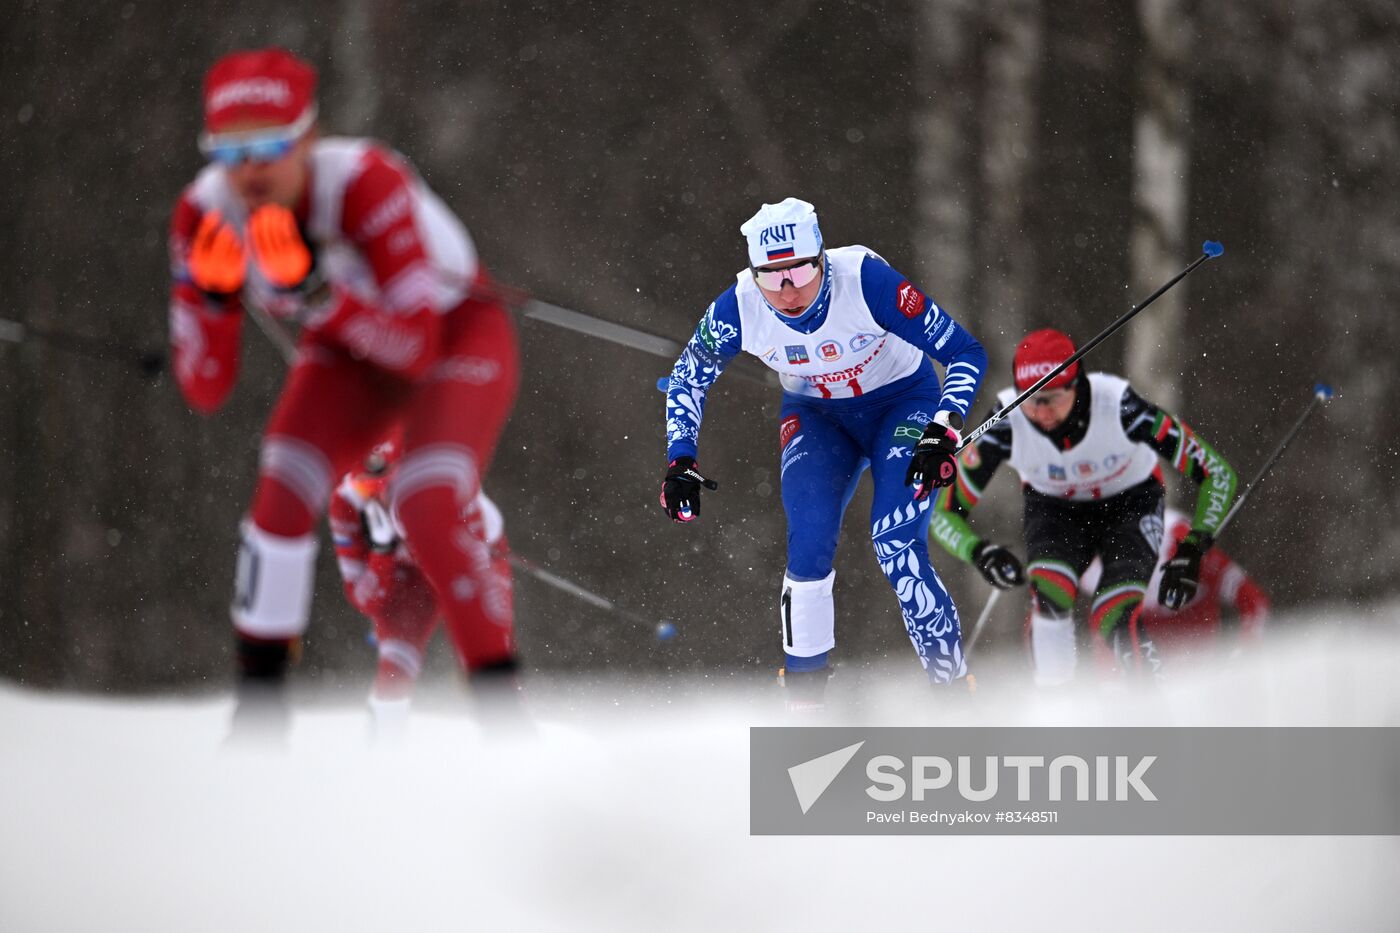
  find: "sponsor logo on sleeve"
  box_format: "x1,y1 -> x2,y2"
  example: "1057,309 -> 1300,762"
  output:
1140,513 -> 1165,554
698,303 -> 719,351
893,424 -> 924,441
780,414 -> 802,450
357,187 -> 412,240
896,281 -> 926,319
934,320 -> 956,350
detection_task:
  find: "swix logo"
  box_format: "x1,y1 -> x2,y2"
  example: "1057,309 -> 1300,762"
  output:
208,78 -> 292,113
896,281 -> 925,319
759,223 -> 798,246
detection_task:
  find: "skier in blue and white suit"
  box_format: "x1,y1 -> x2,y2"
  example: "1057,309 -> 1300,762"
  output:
659,198 -> 987,701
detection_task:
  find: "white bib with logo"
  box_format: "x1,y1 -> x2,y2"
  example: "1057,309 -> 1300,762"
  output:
1001,372 -> 1157,500
735,245 -> 924,399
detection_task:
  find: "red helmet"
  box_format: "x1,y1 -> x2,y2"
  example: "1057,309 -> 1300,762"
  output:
1013,328 -> 1080,393
202,47 -> 317,133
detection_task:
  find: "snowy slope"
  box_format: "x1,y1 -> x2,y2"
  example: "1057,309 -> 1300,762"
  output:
2,608 -> 1398,933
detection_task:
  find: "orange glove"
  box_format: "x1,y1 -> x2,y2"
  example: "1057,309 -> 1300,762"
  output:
187,211 -> 246,297
248,204 -> 314,289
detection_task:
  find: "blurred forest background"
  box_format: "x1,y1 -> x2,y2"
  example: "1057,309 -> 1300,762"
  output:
2,0 -> 1397,692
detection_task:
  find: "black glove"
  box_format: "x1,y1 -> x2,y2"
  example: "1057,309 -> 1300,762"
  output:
362,499 -> 398,554
905,412 -> 963,501
1159,530 -> 1211,610
972,541 -> 1025,590
659,456 -> 719,523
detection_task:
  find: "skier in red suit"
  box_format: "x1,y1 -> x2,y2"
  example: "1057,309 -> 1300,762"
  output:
167,48 -> 521,729
329,434 -> 514,735
1081,508 -> 1270,661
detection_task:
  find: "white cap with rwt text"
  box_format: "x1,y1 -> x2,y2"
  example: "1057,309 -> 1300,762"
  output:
740,198 -> 823,269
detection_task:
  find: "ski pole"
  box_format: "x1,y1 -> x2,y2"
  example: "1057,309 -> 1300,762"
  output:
508,554 -> 678,641
964,587 -> 1002,659
0,316 -> 165,379
1213,383 -> 1333,539
958,240 -> 1224,453
242,301 -> 679,640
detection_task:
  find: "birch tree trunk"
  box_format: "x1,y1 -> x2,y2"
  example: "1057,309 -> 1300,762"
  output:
1125,0 -> 1190,409
973,0 -> 1042,377
913,0 -> 977,314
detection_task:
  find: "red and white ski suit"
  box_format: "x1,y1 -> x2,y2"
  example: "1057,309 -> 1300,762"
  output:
169,138 -> 518,669
1083,509 -> 1269,661
329,464 -> 513,694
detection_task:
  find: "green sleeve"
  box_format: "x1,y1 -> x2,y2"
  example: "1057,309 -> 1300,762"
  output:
1122,389 -> 1239,537
929,417 -> 1009,562
1181,432 -> 1238,537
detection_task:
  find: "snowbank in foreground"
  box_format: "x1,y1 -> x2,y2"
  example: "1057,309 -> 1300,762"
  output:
2,614 -> 1397,932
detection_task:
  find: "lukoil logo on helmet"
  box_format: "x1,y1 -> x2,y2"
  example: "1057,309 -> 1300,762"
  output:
208,78 -> 293,113
1015,361 -> 1059,385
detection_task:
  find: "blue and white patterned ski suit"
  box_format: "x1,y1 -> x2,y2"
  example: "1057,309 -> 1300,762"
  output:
665,245 -> 986,682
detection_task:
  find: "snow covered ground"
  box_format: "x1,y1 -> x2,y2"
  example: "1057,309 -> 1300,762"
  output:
3,605 -> 1398,932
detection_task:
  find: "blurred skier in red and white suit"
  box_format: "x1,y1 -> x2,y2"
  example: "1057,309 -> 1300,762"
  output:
329,435 -> 513,732
1083,508 -> 1270,661
166,47 -> 521,723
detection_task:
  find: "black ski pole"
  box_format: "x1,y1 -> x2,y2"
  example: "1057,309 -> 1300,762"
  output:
241,302 -> 681,641
1213,383 -> 1334,540
508,554 -> 678,641
958,240 -> 1224,453
0,317 -> 165,379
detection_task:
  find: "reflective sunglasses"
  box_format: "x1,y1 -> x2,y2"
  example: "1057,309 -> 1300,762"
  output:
199,106 -> 317,166
751,253 -> 823,291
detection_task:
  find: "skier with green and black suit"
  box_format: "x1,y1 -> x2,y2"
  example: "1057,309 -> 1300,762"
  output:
931,328 -> 1239,685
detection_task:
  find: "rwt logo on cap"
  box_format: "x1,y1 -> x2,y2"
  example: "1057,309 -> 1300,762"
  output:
759,224 -> 798,246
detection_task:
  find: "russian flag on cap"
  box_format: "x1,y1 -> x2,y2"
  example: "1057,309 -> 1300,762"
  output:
766,245 -> 796,261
